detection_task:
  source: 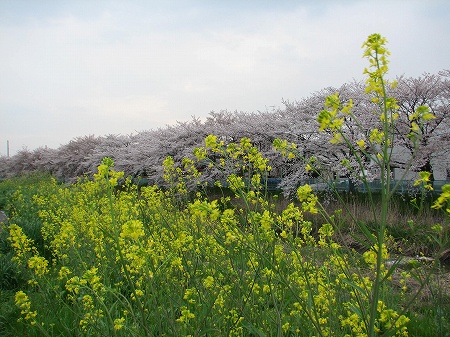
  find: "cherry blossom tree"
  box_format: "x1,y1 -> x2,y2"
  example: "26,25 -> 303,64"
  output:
271,82 -> 383,196
48,135 -> 102,182
390,71 -> 450,180
1,70 -> 448,194
0,146 -> 57,178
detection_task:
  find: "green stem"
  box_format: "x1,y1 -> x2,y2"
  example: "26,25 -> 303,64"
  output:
367,48 -> 391,337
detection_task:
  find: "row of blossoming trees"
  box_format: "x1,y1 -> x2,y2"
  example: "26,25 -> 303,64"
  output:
1,71 -> 449,196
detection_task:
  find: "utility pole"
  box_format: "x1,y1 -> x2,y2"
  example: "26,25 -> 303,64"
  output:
6,140 -> 9,158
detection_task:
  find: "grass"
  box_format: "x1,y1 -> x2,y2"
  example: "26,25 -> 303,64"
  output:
256,191 -> 447,258
0,164 -> 448,336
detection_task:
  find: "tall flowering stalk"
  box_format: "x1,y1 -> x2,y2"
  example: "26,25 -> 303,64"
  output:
361,33 -> 397,337
274,33 -> 436,336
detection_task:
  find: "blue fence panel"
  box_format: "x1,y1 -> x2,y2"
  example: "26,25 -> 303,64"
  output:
296,179 -> 449,194
215,177 -> 449,194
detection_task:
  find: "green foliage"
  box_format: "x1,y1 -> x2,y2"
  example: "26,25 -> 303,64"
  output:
0,152 -> 429,336
0,172 -> 54,210
0,34 -> 448,337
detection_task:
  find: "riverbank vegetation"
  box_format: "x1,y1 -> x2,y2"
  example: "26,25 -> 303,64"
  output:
0,34 -> 449,336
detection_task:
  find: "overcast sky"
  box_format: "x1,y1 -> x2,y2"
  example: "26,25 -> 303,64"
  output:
1,0 -> 449,156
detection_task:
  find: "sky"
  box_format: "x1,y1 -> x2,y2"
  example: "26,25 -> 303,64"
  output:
1,0 -> 449,156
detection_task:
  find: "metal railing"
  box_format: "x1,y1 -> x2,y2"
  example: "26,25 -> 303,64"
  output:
262,178 -> 450,194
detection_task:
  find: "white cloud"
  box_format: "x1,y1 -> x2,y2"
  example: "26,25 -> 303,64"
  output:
0,0 -> 449,155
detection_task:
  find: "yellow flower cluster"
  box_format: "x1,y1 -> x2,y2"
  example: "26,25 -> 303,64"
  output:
27,256 -> 49,277
414,171 -> 434,191
79,294 -> 104,332
94,156 -> 124,187
8,224 -> 37,265
317,92 -> 349,132
297,184 -> 319,214
120,219 -> 145,241
363,243 -> 389,270
272,138 -> 297,158
432,184 -> 450,212
6,133 -> 415,337
15,290 -> 37,324
362,34 -> 390,97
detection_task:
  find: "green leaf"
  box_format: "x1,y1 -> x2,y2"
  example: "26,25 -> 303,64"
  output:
355,221 -> 377,245
342,278 -> 368,296
422,112 -> 436,121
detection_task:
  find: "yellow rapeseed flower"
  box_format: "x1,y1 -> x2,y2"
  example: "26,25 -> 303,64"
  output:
15,290 -> 37,323
27,256 -> 49,277
356,139 -> 365,149
203,276 -> 215,289
297,184 -> 313,202
114,317 -> 125,331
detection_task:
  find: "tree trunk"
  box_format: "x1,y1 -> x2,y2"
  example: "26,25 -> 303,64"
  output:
419,159 -> 434,181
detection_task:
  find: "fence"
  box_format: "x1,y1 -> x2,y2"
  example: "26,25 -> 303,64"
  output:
264,178 -> 450,194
